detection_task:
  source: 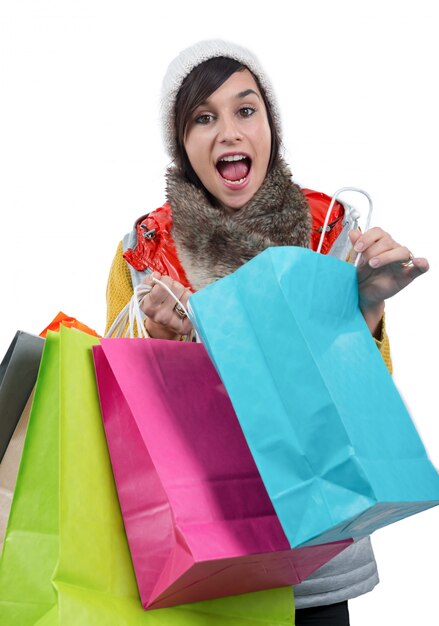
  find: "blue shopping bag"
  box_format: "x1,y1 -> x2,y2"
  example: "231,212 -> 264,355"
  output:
188,246 -> 439,548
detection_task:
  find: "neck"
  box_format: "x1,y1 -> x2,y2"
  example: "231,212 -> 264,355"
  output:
166,157 -> 312,290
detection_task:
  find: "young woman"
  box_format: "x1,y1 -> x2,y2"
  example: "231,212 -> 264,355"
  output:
106,40 -> 428,626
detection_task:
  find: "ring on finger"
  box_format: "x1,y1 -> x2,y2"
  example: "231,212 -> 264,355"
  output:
401,252 -> 415,268
173,302 -> 187,319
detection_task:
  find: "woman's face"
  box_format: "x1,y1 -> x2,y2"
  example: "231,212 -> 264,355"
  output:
183,69 -> 272,211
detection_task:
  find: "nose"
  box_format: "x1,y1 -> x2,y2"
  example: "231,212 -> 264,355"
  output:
217,114 -> 242,143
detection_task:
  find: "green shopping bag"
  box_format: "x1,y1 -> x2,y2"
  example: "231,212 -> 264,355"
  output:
0,326 -> 295,625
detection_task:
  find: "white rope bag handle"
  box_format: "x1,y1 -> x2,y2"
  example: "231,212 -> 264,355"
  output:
105,279 -> 192,339
316,186 -> 373,266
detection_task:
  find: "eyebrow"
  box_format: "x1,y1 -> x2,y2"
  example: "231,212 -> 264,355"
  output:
237,88 -> 260,99
197,88 -> 261,108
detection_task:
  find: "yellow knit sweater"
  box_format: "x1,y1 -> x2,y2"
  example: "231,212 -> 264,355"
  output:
106,241 -> 392,373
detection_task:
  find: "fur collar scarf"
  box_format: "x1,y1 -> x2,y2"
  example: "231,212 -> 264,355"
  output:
166,158 -> 311,291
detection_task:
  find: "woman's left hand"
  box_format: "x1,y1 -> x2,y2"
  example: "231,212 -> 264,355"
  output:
349,228 -> 429,335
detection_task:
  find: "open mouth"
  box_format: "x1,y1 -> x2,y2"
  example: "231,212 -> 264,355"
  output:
216,154 -> 251,185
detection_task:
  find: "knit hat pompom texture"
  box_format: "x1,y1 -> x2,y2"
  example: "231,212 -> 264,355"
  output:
160,39 -> 282,159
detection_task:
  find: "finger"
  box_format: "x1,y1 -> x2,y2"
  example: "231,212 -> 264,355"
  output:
412,257 -> 430,273
143,271 -> 162,288
140,273 -> 161,316
157,279 -> 190,315
140,274 -> 192,333
141,276 -> 172,316
349,229 -> 386,266
180,318 -> 194,335
352,227 -> 388,253
148,275 -> 175,306
147,279 -> 190,328
367,246 -> 422,270
179,289 -> 194,335
175,308 -> 193,335
170,287 -> 192,326
348,229 -> 362,246
399,256 -> 429,276
364,237 -> 400,263
154,301 -> 193,335
365,243 -> 409,268
178,287 -> 191,308
174,285 -> 189,309
172,311 -> 193,335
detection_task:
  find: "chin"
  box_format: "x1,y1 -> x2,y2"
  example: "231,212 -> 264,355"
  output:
215,179 -> 260,211
218,192 -> 253,211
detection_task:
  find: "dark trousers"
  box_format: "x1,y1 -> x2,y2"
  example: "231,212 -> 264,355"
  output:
295,601 -> 350,626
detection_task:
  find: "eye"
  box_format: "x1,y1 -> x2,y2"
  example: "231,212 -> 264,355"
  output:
238,106 -> 256,118
195,113 -> 215,125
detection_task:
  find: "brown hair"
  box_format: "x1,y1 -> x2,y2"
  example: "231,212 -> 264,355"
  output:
174,56 -> 281,191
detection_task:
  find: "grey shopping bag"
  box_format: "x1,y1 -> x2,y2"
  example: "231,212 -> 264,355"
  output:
0,331 -> 44,461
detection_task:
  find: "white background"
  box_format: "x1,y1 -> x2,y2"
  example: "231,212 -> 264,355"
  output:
0,1 -> 438,623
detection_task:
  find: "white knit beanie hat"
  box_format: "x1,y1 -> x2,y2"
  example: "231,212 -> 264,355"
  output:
160,39 -> 282,159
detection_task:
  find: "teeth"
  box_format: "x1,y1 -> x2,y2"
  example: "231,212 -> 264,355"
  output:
219,154 -> 247,162
224,177 -> 246,185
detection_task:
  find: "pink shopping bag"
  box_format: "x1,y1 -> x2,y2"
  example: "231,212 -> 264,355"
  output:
93,338 -> 350,609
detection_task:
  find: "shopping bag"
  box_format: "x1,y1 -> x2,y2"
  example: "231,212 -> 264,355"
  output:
188,246 -> 439,548
0,331 -> 44,461
0,326 -> 296,625
39,311 -> 100,338
93,338 -> 350,610
0,388 -> 35,551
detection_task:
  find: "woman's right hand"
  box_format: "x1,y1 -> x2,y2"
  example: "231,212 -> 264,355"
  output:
141,271 -> 193,340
